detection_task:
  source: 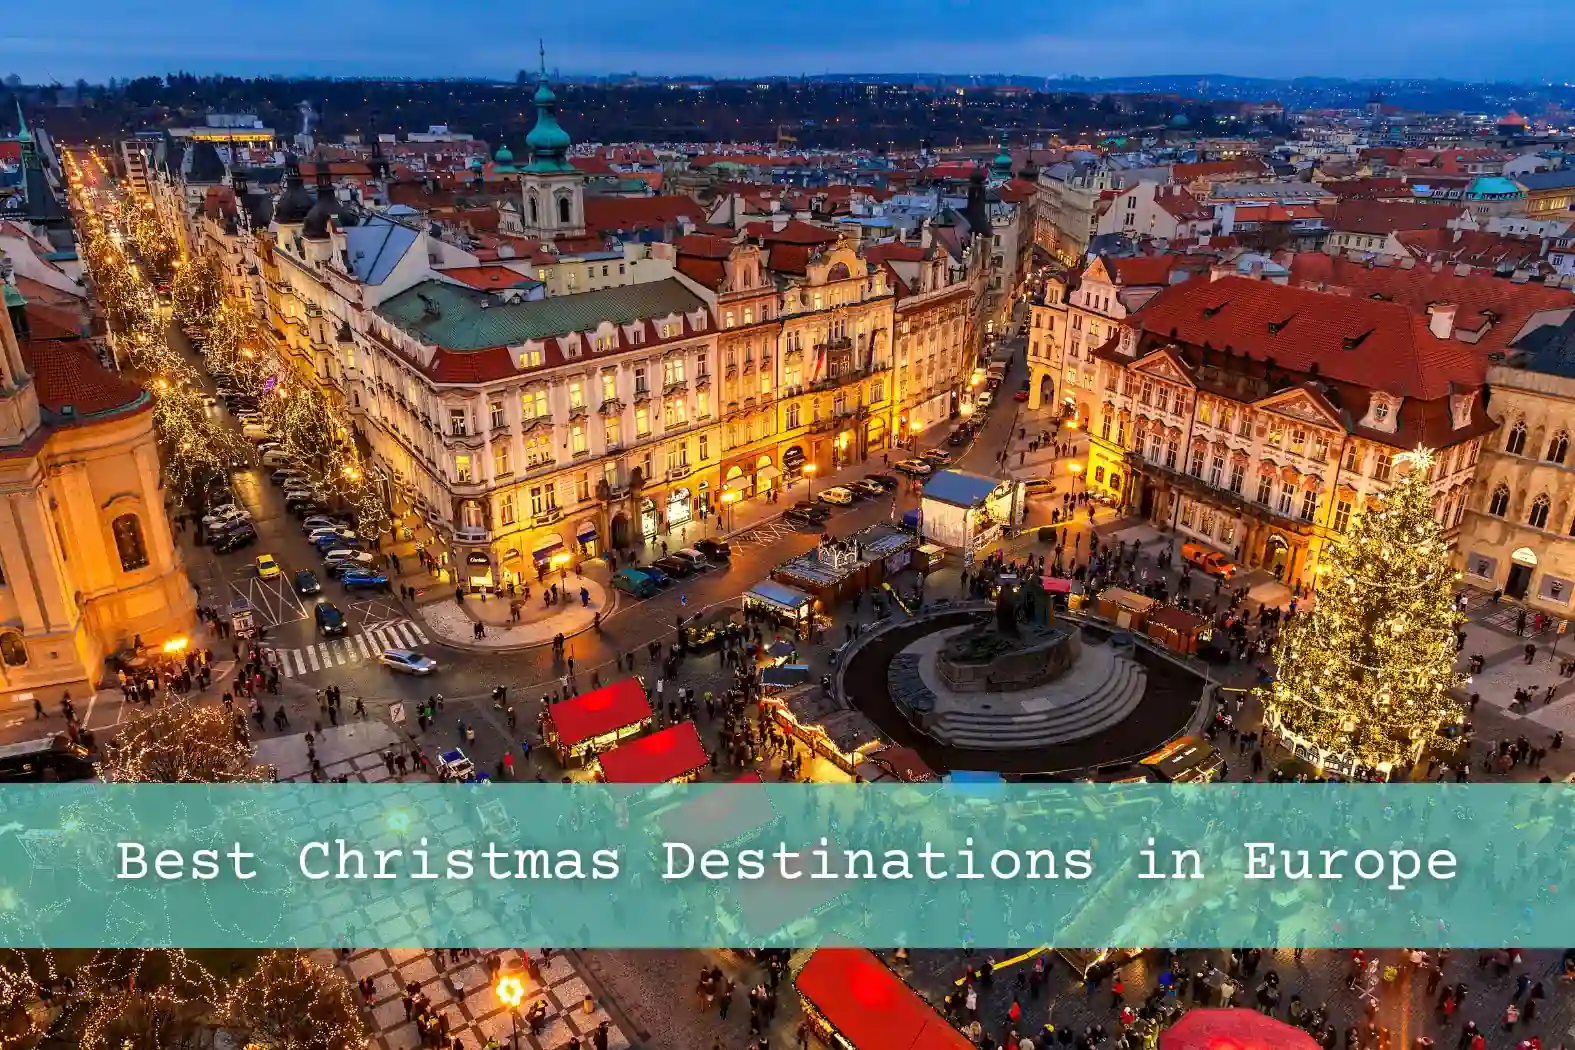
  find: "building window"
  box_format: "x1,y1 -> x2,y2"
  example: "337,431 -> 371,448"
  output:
1228,462 -> 1244,495
602,373 -> 617,403
493,444 -> 511,477
634,367 -> 648,395
530,485 -> 557,517
1180,501 -> 1196,529
1165,438 -> 1178,470
1333,499 -> 1353,533
1138,379 -> 1153,406
1489,484 -> 1511,517
1300,489 -> 1317,522
1506,420 -> 1527,455
1255,475 -> 1272,505
454,455 -> 473,483
1530,493 -> 1552,529
489,401 -> 506,430
522,389 -> 548,420
1188,451 -> 1203,477
499,494 -> 516,526
577,472 -> 591,502
571,423 -> 587,455
569,381 -> 585,410
1094,466 -> 1105,484
699,435 -> 710,461
1549,432 -> 1570,465
112,514 -> 149,572
604,419 -> 621,448
525,434 -> 552,468
1310,435 -> 1329,462
1208,456 -> 1224,488
448,408 -> 469,436
0,633 -> 26,667
635,406 -> 651,437
1277,486 -> 1294,517
663,358 -> 686,387
1100,413 -> 1112,441
1343,442 -> 1360,471
787,404 -> 801,429
1372,451 -> 1393,483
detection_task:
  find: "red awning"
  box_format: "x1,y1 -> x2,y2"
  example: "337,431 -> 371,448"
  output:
796,950 -> 972,1050
547,678 -> 652,748
598,720 -> 709,783
1160,1010 -> 1321,1050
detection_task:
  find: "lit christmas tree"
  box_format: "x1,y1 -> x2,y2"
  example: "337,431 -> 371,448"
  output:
1262,447 -> 1463,773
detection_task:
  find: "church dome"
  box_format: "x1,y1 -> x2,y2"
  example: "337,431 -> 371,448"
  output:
494,145 -> 514,164
469,156 -> 484,171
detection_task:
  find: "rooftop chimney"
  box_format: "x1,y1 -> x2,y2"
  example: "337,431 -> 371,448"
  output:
1427,302 -> 1457,339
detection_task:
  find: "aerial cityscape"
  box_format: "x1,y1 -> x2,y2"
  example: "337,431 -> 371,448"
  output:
4,10 -> 1575,1049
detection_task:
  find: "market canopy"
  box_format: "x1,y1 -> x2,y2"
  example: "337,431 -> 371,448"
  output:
598,720 -> 708,783
746,580 -> 813,612
795,950 -> 972,1050
546,678 -> 652,748
921,469 -> 1006,509
1160,1009 -> 1320,1050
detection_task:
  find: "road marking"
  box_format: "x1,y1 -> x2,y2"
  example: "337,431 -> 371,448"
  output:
354,634 -> 372,658
292,650 -> 306,676
82,692 -> 98,729
306,646 -> 319,672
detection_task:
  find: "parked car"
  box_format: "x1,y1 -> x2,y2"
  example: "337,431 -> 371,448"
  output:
611,568 -> 661,598
271,469 -> 306,486
300,515 -> 345,534
1022,477 -> 1057,493
294,570 -> 322,596
672,548 -> 709,573
947,429 -> 971,447
653,555 -> 693,578
1014,380 -> 1031,402
255,554 -> 281,579
341,569 -> 390,591
864,473 -> 898,491
323,551 -> 375,575
818,486 -> 855,506
379,649 -> 437,675
212,524 -> 257,554
849,478 -> 885,498
315,534 -> 362,554
1181,542 -> 1238,579
784,508 -> 820,527
202,505 -> 249,529
308,526 -> 354,542
314,601 -> 348,636
793,500 -> 831,521
921,448 -> 951,464
976,391 -> 995,408
638,564 -> 672,587
894,459 -> 934,477
260,450 -> 296,467
694,538 -> 731,562
288,501 -> 326,519
241,425 -> 273,441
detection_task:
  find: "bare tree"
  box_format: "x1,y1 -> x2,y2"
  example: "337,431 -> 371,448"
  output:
224,951 -> 366,1050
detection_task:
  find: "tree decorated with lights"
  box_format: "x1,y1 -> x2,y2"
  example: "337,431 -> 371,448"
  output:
1262,447 -> 1463,771
98,704 -> 273,783
0,950 -> 53,1050
171,253 -> 223,338
76,950 -> 224,1050
222,951 -> 366,1050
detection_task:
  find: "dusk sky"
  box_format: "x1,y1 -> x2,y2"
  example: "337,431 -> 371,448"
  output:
4,0 -> 1572,84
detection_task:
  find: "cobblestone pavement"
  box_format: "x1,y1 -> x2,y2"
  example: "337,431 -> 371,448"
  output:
895,947 -> 1575,1050
577,950 -> 805,1050
312,947 -> 631,1050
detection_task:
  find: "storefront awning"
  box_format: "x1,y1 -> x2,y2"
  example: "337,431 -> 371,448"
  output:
576,521 -> 598,542
724,475 -> 753,492
782,447 -> 805,466
548,678 -> 652,748
745,580 -> 812,613
757,465 -> 781,482
796,950 -> 971,1050
599,720 -> 708,783
532,537 -> 563,560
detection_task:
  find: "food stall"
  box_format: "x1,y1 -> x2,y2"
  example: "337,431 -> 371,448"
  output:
596,720 -> 709,784
913,544 -> 946,574
1096,587 -> 1156,630
760,664 -> 812,693
918,471 -> 1024,552
1139,735 -> 1224,783
771,525 -> 917,607
744,580 -> 817,630
542,678 -> 653,767
865,746 -> 938,783
795,949 -> 971,1050
761,684 -> 885,776
1145,605 -> 1207,655
682,606 -> 746,649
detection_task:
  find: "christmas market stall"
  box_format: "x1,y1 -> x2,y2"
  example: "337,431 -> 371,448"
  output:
1145,605 -> 1207,655
761,684 -> 885,775
596,720 -> 709,784
1139,735 -> 1224,783
744,580 -> 816,630
1160,1008 -> 1321,1050
1096,587 -> 1155,630
770,525 -> 917,607
542,677 -> 653,767
863,745 -> 938,783
918,470 -> 1023,553
794,949 -> 971,1050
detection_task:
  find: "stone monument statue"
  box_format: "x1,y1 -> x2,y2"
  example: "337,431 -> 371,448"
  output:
995,583 -> 1019,635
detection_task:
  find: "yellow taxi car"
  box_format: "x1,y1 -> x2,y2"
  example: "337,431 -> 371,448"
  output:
1181,542 -> 1237,579
255,553 -> 282,579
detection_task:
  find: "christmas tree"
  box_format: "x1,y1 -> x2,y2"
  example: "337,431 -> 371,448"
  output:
1263,447 -> 1463,772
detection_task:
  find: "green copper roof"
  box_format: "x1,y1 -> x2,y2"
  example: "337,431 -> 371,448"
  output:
495,145 -> 514,164
525,72 -> 573,172
376,278 -> 705,351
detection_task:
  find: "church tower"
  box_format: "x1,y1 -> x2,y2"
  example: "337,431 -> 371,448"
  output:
0,286 -> 42,448
518,44 -> 585,242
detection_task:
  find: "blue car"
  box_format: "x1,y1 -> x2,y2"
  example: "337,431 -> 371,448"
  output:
638,564 -> 672,587
314,534 -> 361,552
341,569 -> 390,591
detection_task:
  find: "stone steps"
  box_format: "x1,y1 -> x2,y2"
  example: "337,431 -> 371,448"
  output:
925,652 -> 1147,749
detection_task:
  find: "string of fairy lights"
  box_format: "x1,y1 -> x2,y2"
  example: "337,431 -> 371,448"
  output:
1,948 -> 366,1050
1260,448 -> 1464,772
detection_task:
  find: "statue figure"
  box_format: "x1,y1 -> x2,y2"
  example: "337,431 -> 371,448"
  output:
995,583 -> 1019,635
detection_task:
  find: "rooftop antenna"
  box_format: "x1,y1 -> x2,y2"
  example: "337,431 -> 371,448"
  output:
539,40 -> 547,81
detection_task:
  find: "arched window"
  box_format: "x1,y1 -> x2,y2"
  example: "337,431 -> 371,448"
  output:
112,513 -> 149,572
557,195 -> 571,225
1506,419 -> 1528,455
1530,493 -> 1552,529
527,193 -> 539,224
1489,484 -> 1511,517
1549,431 -> 1570,464
0,633 -> 26,666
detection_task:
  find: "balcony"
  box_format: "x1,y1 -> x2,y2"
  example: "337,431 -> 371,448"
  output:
534,508 -> 564,526
599,398 -> 624,417
490,422 -> 511,438
568,403 -> 589,420
667,463 -> 693,482
454,525 -> 491,544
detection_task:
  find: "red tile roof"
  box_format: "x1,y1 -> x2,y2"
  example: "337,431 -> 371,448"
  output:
1125,275 -> 1485,400
583,194 -> 699,236
439,265 -> 539,291
1324,200 -> 1462,235
0,141 -> 20,163
1319,177 -> 1412,201
1155,186 -> 1210,221
765,244 -> 812,275
676,256 -> 727,289
22,338 -> 148,420
742,218 -> 839,246
673,234 -> 735,259
1392,228 -> 1551,271
1286,252 -> 1574,353
569,156 -> 619,177
1107,256 -> 1181,287
1173,159 -> 1268,183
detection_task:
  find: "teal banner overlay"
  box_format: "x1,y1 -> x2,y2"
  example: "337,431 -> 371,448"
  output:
0,784 -> 1568,948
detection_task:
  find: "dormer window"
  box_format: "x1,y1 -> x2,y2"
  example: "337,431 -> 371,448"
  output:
1373,401 -> 1389,423
595,330 -> 616,352
1449,393 -> 1473,430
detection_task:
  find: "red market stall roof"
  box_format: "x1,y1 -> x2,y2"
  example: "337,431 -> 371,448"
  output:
1160,1010 -> 1320,1050
796,950 -> 972,1050
547,678 -> 652,748
599,720 -> 708,783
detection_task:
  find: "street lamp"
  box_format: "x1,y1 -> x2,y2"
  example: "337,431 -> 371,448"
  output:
496,974 -> 526,1050
721,489 -> 739,532
1069,462 -> 1085,501
804,461 -> 817,500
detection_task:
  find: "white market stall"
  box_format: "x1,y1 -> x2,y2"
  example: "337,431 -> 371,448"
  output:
918,470 -> 1023,552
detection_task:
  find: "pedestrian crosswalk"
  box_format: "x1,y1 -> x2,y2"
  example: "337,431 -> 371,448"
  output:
273,619 -> 431,678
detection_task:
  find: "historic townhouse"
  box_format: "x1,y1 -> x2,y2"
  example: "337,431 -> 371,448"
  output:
1025,273 -> 1068,411
1086,276 -> 1492,592
1458,314 -> 1575,609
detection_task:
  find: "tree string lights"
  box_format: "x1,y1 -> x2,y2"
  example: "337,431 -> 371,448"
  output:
1261,447 -> 1464,772
222,951 -> 367,1050
97,703 -> 274,783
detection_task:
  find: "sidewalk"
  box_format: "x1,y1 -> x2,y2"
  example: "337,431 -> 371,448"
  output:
415,574 -> 607,651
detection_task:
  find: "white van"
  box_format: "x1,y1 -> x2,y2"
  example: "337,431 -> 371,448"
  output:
260,449 -> 296,467
241,424 -> 273,441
